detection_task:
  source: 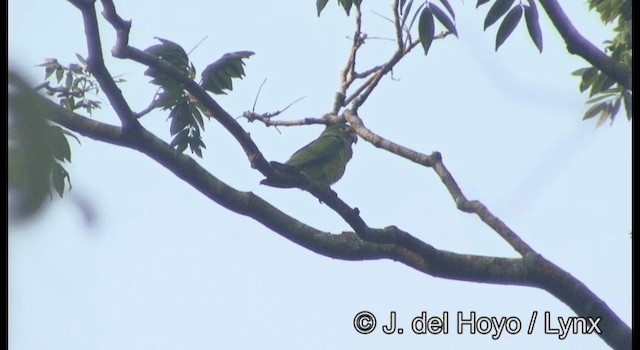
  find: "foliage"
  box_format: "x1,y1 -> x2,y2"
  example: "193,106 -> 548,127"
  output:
573,0 -> 632,126
38,55 -> 104,115
476,0 -> 631,125
142,38 -> 253,157
8,71 -> 79,221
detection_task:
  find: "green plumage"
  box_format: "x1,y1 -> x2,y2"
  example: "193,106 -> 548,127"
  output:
261,123 -> 357,188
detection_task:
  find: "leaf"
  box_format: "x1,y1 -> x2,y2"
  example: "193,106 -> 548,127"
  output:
399,0 -> 408,14
401,0 -> 414,28
610,96 -> 621,120
44,65 -> 56,80
524,2 -> 543,52
582,102 -> 606,120
589,73 -> 614,97
65,71 -> 73,90
579,67 -> 598,92
339,0 -> 353,15
55,67 -> 64,83
48,126 -> 72,162
189,101 -> 205,131
316,0 -> 329,16
429,3 -> 458,37
586,92 -> 618,104
495,5 -> 522,51
623,90 -> 632,120
476,0 -> 491,8
145,38 -> 189,72
176,140 -> 188,154
418,7 -> 435,55
438,0 -> 455,20
170,128 -> 190,148
75,53 -> 88,67
51,162 -> 70,198
595,103 -> 611,127
571,67 -> 589,76
169,98 -> 190,135
201,51 -> 254,95
484,0 -> 515,30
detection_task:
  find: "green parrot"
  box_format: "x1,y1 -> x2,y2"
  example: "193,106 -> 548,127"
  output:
261,123 -> 357,188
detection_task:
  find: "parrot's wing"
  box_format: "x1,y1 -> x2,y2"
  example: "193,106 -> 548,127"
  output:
285,134 -> 346,167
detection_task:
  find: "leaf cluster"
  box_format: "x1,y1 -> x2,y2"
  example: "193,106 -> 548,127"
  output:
9,72 -> 79,220
573,0 -> 632,126
572,68 -> 631,126
142,38 -> 253,157
417,0 -> 458,55
38,55 -> 104,115
477,0 -> 542,52
316,0 -> 363,16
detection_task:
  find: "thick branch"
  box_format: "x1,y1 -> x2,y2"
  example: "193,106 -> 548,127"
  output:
538,0 -> 632,90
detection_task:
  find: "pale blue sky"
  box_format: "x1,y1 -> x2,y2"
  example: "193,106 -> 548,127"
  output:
9,1 -> 631,349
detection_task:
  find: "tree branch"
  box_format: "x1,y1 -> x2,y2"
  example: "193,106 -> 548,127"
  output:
68,0 -> 140,130
46,97 -> 630,349
55,1 -> 631,348
538,0 -> 632,90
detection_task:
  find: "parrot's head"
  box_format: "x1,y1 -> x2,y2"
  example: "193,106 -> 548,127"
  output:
323,123 -> 358,145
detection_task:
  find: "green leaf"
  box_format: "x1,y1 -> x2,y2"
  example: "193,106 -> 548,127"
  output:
157,88 -> 184,110
595,103 -> 611,127
476,0 -> 491,8
144,38 -> 189,72
51,162 -> 70,198
316,0 -> 329,16
418,7 -> 435,55
44,65 -> 56,80
201,51 -> 254,95
484,0 -> 515,30
65,72 -> 74,90
524,2 -> 542,52
589,73 -> 614,97
582,102 -> 606,120
55,67 -> 64,83
189,101 -> 205,131
339,0 -> 353,15
571,67 -> 589,76
610,96 -> 621,120
169,98 -> 191,135
586,94 -> 617,105
176,140 -> 188,154
401,0 -> 414,27
438,0 -> 455,20
495,5 -> 522,51
75,53 -> 88,67
170,128 -> 190,148
579,67 -> 598,92
61,129 -> 81,145
623,90 -> 632,120
429,3 -> 458,37
48,126 -> 72,162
